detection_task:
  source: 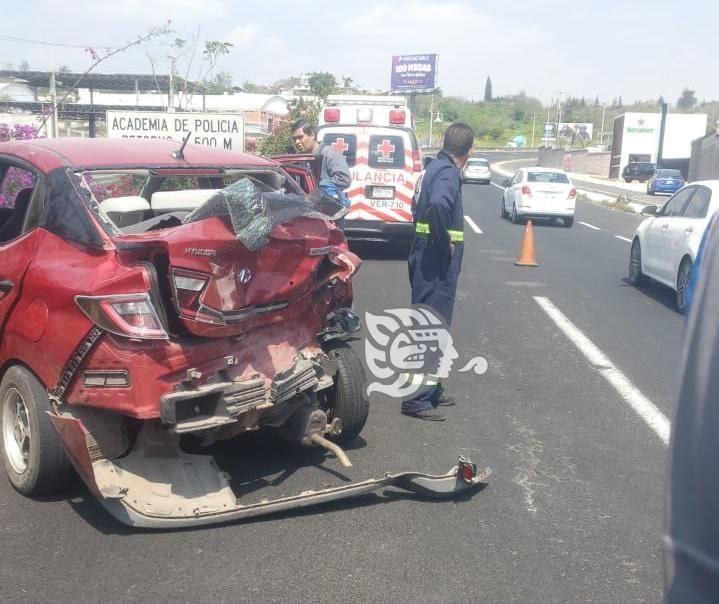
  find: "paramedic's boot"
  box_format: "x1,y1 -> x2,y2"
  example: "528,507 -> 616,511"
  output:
436,394 -> 456,407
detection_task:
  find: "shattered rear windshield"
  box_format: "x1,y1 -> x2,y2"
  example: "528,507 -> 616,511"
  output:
182,178 -> 345,251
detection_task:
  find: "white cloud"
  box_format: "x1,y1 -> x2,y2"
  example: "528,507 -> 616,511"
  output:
228,25 -> 260,47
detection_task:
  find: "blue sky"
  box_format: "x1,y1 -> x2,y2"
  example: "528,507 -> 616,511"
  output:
1,0 -> 715,104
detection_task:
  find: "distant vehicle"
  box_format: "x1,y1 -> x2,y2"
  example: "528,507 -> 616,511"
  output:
462,157 -> 491,184
646,168 -> 685,195
628,181 -> 719,313
501,167 -> 576,227
622,161 -> 656,183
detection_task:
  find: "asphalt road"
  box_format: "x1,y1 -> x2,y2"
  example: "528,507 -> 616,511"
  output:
0,181 -> 682,603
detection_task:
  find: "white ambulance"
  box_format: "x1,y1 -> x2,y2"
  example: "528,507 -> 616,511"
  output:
318,95 -> 422,246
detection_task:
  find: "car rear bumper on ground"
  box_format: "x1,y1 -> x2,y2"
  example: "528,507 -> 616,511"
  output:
49,412 -> 491,528
342,219 -> 414,243
652,182 -> 683,193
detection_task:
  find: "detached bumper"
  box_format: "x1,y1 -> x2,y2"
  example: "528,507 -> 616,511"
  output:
50,415 -> 490,529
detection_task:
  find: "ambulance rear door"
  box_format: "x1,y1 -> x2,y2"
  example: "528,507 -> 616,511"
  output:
319,126 -> 419,225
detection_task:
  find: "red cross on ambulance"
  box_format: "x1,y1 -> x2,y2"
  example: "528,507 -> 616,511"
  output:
377,139 -> 395,160
332,138 -> 349,154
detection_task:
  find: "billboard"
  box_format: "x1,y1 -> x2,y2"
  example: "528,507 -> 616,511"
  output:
391,54 -> 438,92
106,110 -> 245,152
541,122 -> 594,144
558,123 -> 593,143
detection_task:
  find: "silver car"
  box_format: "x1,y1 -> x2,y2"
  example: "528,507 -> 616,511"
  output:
462,157 -> 491,184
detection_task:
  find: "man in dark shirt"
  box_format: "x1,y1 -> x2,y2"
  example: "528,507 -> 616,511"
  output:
402,123 -> 474,421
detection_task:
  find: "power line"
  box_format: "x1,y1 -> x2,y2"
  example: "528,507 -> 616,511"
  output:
0,34 -> 113,51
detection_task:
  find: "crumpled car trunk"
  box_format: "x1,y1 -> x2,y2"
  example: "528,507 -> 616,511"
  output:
114,179 -> 356,338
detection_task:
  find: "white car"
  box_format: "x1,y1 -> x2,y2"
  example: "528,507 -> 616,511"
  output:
462,157 -> 491,184
628,181 -> 719,313
501,167 -> 576,227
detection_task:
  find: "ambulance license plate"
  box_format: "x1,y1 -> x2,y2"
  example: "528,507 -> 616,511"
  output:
367,185 -> 395,199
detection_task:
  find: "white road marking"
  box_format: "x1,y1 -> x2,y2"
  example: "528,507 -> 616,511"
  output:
578,221 -> 601,231
533,296 -> 670,445
464,215 -> 483,234
491,182 -> 506,191
615,236 -> 633,243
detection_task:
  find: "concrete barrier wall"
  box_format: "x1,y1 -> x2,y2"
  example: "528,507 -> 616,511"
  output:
538,148 -> 611,177
689,134 -> 719,181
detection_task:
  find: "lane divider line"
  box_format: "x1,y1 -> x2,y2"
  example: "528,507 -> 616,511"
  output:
533,296 -> 670,445
615,236 -> 632,243
578,221 -> 601,231
464,215 -> 483,234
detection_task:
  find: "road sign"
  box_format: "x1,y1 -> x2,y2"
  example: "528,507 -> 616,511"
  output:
106,110 -> 245,152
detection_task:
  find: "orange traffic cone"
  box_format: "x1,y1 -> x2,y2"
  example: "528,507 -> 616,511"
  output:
515,220 -> 539,267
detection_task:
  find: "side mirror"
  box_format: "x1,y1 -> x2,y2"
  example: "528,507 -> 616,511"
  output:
641,205 -> 658,216
502,179 -> 511,187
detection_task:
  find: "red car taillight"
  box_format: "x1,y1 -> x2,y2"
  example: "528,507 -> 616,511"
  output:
568,187 -> 577,199
75,293 -> 168,339
521,185 -> 532,196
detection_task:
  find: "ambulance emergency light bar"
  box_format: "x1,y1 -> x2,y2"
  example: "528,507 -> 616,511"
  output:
322,107 -> 406,125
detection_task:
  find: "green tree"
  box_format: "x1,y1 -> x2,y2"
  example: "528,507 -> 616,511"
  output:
205,70 -> 233,94
677,88 -> 697,111
260,97 -> 321,155
308,72 -> 337,100
484,76 -> 492,102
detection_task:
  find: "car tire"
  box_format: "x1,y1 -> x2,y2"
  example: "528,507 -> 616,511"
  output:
624,178 -> 633,183
319,341 -> 369,444
501,197 -> 508,219
511,204 -> 522,224
1,366 -> 72,496
563,216 -> 574,228
647,185 -> 654,195
676,257 -> 693,315
628,238 -> 647,286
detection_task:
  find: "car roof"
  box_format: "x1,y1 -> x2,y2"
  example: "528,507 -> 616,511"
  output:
0,138 -> 276,173
522,167 -> 568,173
688,180 -> 719,193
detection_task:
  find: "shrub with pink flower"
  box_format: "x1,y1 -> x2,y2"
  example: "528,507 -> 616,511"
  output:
0,123 -> 42,207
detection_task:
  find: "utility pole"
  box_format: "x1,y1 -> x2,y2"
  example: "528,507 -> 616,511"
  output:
600,104 -> 607,145
49,71 -> 59,139
428,93 -> 435,148
657,102 -> 668,167
531,113 -> 536,148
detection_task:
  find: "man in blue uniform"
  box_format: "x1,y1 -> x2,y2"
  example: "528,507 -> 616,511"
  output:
402,123 -> 474,421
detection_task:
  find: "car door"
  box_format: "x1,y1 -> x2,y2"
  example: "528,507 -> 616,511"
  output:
0,162 -> 41,338
665,185 -> 712,279
270,155 -> 318,193
646,187 -> 695,283
506,170 -> 521,210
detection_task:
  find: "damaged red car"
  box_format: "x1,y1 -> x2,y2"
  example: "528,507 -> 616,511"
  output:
0,138 -> 487,528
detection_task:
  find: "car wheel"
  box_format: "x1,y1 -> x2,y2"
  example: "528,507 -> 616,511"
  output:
511,204 -> 522,224
501,197 -> 508,219
676,257 -> 693,315
624,178 -> 633,183
628,238 -> 647,286
1,366 -> 72,496
647,185 -> 654,195
319,341 -> 369,444
563,216 -> 574,228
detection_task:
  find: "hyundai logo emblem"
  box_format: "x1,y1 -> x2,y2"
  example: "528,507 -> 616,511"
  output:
237,268 -> 252,284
